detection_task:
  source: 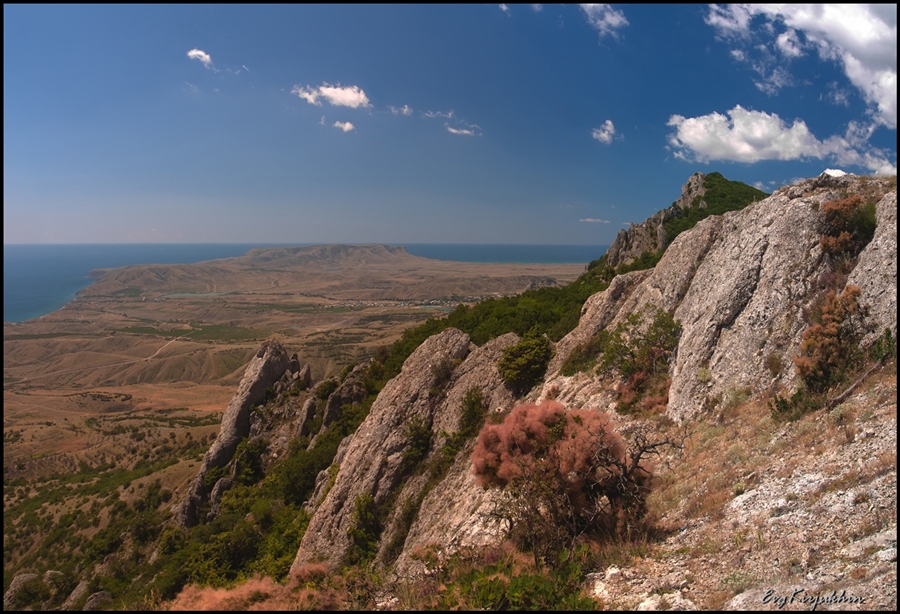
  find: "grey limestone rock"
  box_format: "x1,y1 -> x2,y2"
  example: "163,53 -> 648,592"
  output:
847,190 -> 897,346
548,175 -> 896,424
174,339 -> 295,527
61,580 -> 90,611
290,327 -> 472,571
385,333 -> 520,572
82,590 -> 113,611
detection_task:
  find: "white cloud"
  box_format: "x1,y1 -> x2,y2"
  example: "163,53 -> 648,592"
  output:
591,120 -> 616,144
499,4 -> 509,14
333,121 -> 355,132
667,105 -> 896,175
446,124 -> 479,136
579,218 -> 610,223
390,104 -> 413,116
580,4 -> 629,39
776,28 -> 803,58
291,83 -> 371,108
754,66 -> 795,95
187,48 -> 213,69
531,4 -> 543,12
705,5 -> 897,128
293,86 -> 320,105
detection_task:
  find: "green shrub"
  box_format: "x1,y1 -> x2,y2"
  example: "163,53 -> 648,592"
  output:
399,415 -> 432,475
869,328 -> 896,362
345,494 -> 382,566
663,172 -> 768,245
314,378 -> 339,401
498,333 -> 553,394
233,437 -> 269,486
599,306 -> 681,379
559,330 -> 611,376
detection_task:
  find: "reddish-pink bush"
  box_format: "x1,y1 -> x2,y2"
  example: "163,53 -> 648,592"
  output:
472,400 -> 659,562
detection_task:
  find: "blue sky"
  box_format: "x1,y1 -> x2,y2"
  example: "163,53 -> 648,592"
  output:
3,4 -> 896,245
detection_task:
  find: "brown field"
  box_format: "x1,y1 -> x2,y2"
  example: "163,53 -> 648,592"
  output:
3,244 -> 587,480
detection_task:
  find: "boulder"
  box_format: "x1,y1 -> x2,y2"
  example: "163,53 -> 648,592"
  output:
3,573 -> 38,610
82,591 -> 113,611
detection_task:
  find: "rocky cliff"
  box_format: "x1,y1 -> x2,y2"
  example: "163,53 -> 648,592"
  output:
280,171 -> 895,576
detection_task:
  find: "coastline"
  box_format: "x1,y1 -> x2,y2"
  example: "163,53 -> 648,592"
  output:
3,243 -> 606,324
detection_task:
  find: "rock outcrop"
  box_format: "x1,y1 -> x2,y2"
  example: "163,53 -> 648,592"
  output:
545,172 -> 897,423
174,340 -> 296,527
847,190 -> 897,345
290,327 -> 474,570
3,573 -> 38,610
386,333 -> 520,573
605,172 -> 707,268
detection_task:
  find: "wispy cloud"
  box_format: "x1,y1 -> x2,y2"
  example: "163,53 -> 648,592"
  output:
292,83 -> 371,108
579,218 -> 610,223
705,5 -> 897,129
499,4 -> 510,15
580,4 -> 629,39
333,121 -> 355,132
423,109 -> 454,119
390,104 -> 413,116
591,120 -> 616,144
187,48 -> 213,69
667,105 -> 896,175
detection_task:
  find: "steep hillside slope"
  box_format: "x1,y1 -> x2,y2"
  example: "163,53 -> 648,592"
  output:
285,171 -> 895,597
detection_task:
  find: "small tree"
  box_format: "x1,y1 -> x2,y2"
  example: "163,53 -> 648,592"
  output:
472,400 -> 679,566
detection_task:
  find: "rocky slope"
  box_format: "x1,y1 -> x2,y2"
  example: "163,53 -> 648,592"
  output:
159,171 -> 896,609
543,173 -> 896,423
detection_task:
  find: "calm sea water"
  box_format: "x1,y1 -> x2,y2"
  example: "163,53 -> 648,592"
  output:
3,243 -> 607,323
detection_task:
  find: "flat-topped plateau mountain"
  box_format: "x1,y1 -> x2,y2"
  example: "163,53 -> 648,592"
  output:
80,243 -> 583,301
4,172 -> 896,611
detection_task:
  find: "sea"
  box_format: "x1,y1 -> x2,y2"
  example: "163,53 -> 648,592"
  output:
3,243 -> 608,324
